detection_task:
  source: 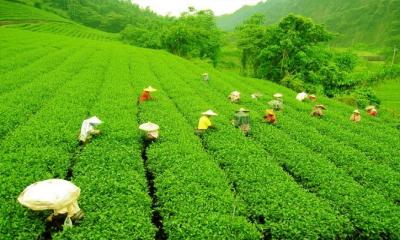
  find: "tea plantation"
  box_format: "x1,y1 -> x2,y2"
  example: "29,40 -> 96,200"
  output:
1,1 -> 399,239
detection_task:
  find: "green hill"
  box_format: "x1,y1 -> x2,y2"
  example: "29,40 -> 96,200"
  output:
1,3 -> 400,240
0,0 -> 118,41
0,0 -> 69,22
217,0 -> 400,47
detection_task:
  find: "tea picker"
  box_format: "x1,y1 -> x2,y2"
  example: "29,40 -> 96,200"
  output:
350,109 -> 361,122
197,110 -> 217,134
308,94 -> 317,102
251,92 -> 262,100
18,179 -> 83,228
268,93 -> 284,111
139,86 -> 157,103
296,92 -> 308,102
139,122 -> 160,141
232,108 -> 250,135
202,73 -> 209,82
79,116 -> 102,144
264,109 -> 277,124
228,91 -> 241,103
311,104 -> 326,117
366,105 -> 378,117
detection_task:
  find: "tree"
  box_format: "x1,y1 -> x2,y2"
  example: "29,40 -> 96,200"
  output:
235,14 -> 267,75
162,8 -> 221,66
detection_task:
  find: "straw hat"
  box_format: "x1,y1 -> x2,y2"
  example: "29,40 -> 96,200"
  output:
353,109 -> 360,114
266,109 -> 275,115
309,94 -> 316,99
202,73 -> 208,76
236,108 -> 249,112
202,110 -> 217,116
231,91 -> 240,95
143,86 -> 157,92
365,105 -> 375,111
139,122 -> 159,131
315,104 -> 326,110
273,93 -> 283,98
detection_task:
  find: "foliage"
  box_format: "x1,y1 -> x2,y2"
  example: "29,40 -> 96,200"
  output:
353,87 -> 381,108
121,24 -> 162,49
162,8 -> 221,66
236,14 -> 359,97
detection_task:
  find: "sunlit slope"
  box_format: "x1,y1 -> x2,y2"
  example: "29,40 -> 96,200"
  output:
217,0 -> 400,46
1,27 -> 400,239
0,0 -> 69,22
0,0 -> 118,41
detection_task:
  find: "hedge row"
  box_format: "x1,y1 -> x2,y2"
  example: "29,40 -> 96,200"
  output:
132,48 -> 261,239
0,45 -> 77,95
54,46 -> 155,240
0,46 -> 94,139
150,50 -> 353,239
0,48 -> 110,239
167,56 -> 400,238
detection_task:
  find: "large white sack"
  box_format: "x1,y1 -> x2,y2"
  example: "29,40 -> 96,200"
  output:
296,92 -> 308,101
18,179 -> 81,216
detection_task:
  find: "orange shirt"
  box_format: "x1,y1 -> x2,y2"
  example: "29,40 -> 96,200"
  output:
368,109 -> 377,116
139,91 -> 151,102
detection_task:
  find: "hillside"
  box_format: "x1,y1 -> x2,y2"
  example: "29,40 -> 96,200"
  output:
0,0 -> 118,41
1,2 -> 400,240
217,0 -> 400,47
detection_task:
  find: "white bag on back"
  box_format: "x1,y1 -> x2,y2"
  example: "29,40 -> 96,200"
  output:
18,179 -> 81,217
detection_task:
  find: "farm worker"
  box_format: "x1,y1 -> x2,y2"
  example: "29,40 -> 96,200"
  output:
139,86 -> 157,103
268,93 -> 283,111
18,179 -> 83,228
79,116 -> 102,143
251,92 -> 262,100
308,94 -> 317,102
202,73 -> 209,82
139,122 -> 159,141
264,109 -> 277,124
232,108 -> 250,135
296,92 -> 308,102
228,91 -> 241,103
366,105 -> 378,117
350,109 -> 361,122
311,105 -> 326,117
197,110 -> 217,133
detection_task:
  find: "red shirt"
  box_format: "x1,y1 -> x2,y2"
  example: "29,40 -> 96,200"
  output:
264,114 -> 276,124
139,91 -> 151,102
368,109 -> 378,116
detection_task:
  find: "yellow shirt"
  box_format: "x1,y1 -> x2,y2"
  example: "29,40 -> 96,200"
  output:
198,116 -> 212,130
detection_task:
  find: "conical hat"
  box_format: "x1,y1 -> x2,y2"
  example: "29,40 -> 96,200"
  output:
266,109 -> 275,115
365,105 -> 375,111
18,179 -> 80,211
353,109 -> 360,114
144,86 -> 157,92
87,116 -> 102,126
315,104 -> 326,109
273,93 -> 283,98
236,108 -> 249,112
202,110 -> 217,116
139,122 -> 159,131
